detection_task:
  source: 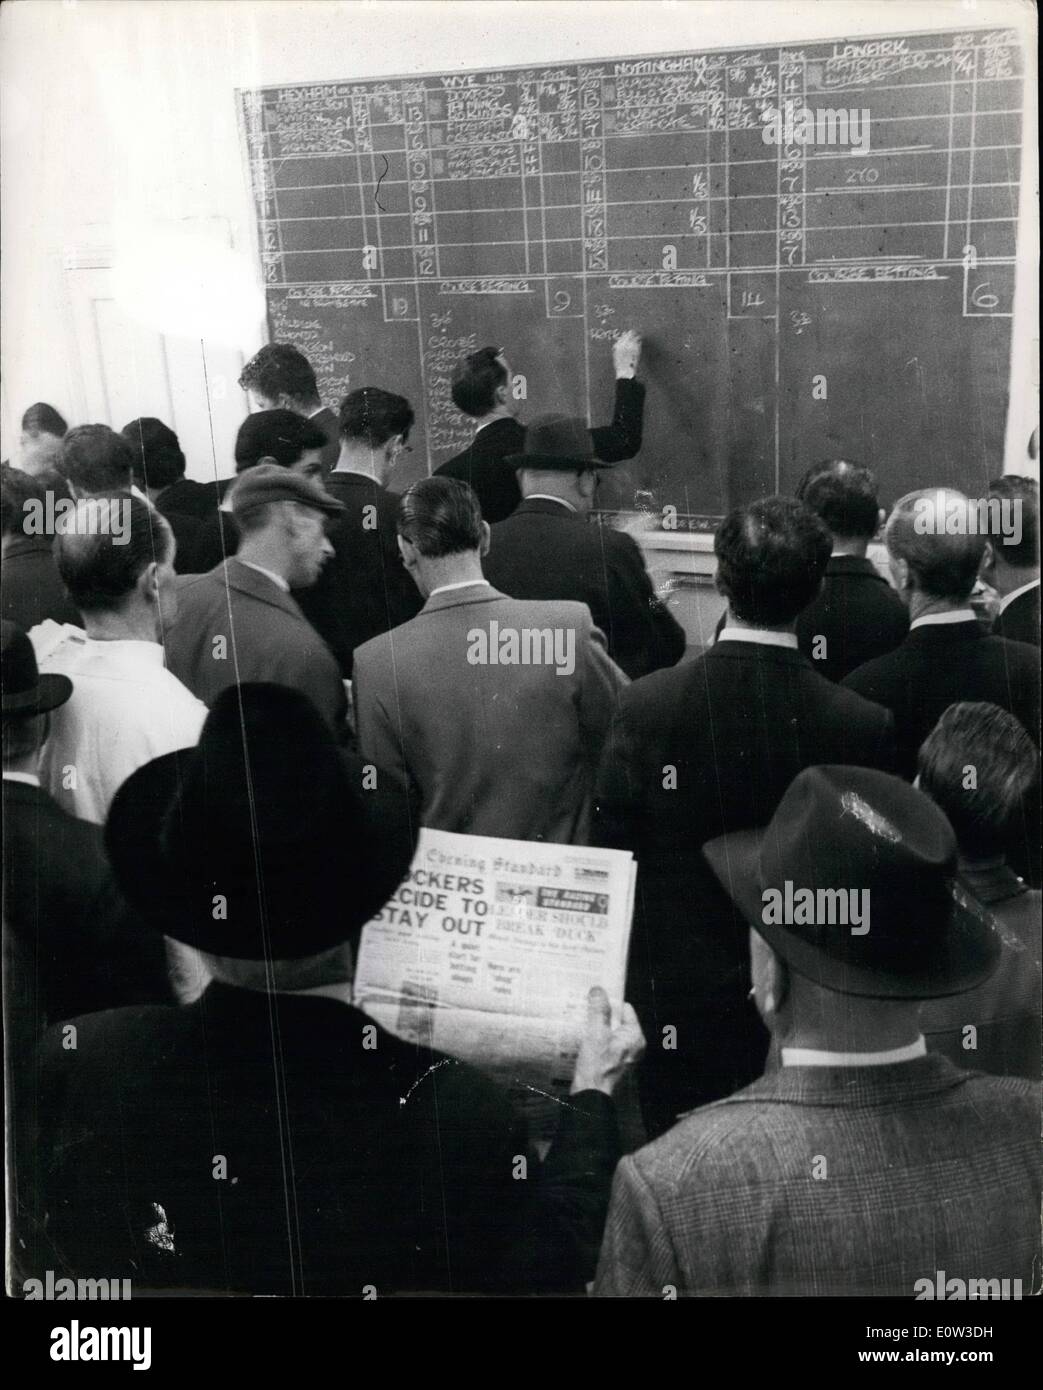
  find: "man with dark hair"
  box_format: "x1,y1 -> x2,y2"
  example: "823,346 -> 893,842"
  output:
161,466 -> 348,734
1,465 -> 81,629
238,342 -> 340,475
596,766 -> 1039,1297
982,475 -> 1039,646
434,330 -> 645,523
844,488 -> 1039,778
16,402 -> 68,476
294,387 -> 422,678
32,496 -> 206,824
484,415 -> 684,680
120,418 -> 213,574
22,402 -> 67,439
233,408 -> 328,478
59,424 -> 136,496
595,496 -> 895,1136
354,477 -> 625,842
916,702 -> 1040,1079
38,682 -> 644,1294
791,459 -> 908,680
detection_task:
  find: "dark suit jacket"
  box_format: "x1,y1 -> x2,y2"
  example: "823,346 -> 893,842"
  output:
1,536 -> 81,630
434,378 -> 646,523
993,583 -> 1040,647
4,778 -> 172,1283
794,554 -> 909,681
37,984 -> 620,1294
594,639 -> 896,1135
485,499 -> 685,681
157,477 -> 229,521
711,557 -> 909,683
844,618 -> 1040,774
309,405 -> 342,478
294,472 -> 422,678
162,558 -> 347,732
595,1056 -> 1040,1296
921,861 -> 1041,1080
2,779 -> 171,1029
353,586 -> 626,842
157,480 -> 237,573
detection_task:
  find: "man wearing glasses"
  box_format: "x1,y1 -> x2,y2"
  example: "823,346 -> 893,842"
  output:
294,387 -> 423,679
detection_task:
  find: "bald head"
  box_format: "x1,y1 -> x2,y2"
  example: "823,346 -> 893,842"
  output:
885,488 -> 986,603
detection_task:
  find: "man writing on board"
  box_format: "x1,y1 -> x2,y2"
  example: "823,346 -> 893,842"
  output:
435,329 -> 645,523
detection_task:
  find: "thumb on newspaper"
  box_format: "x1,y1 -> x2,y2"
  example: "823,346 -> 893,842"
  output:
586,985 -> 611,1029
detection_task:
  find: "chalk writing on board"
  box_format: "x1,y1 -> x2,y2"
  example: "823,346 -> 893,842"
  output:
241,27 -> 1023,510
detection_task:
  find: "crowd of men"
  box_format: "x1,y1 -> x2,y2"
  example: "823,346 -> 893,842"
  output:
1,334 -> 1039,1297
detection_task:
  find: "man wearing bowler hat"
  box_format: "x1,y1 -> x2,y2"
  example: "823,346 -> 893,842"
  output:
483,415 -> 685,681
161,464 -> 348,733
38,683 -> 644,1295
595,765 -> 1040,1297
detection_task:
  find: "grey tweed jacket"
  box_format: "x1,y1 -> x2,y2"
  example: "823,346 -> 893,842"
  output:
594,1055 -> 1040,1297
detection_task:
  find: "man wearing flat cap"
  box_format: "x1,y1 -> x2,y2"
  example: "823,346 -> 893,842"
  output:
483,415 -> 686,681
595,766 -> 1040,1297
161,464 -> 349,733
37,684 -> 644,1294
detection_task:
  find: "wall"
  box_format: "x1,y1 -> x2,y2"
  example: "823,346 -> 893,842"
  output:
1,0 -> 1036,476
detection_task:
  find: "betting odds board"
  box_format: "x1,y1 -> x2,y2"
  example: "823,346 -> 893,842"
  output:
240,26 -> 1025,516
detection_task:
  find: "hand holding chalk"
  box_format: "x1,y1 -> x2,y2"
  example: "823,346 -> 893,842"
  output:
613,328 -> 642,379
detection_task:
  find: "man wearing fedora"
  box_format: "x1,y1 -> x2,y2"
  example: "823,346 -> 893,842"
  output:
595,766 -> 1040,1297
354,476 -> 626,843
595,498 -> 896,1138
483,414 -> 685,681
2,620 -> 170,1025
37,684 -> 644,1295
161,464 -> 349,734
3,620 -> 171,1282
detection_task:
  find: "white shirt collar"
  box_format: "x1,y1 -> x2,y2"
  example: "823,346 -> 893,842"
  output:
235,558 -> 290,593
781,1037 -> 927,1068
525,494 -> 577,513
3,770 -> 41,787
998,577 -> 1040,614
909,608 -> 977,631
428,580 -> 491,598
475,414 -> 513,434
718,627 -> 799,650
81,637 -> 165,665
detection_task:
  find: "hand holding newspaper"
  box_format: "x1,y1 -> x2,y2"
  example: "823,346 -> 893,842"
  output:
355,828 -> 636,1115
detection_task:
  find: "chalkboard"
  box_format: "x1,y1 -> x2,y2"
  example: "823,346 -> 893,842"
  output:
239,26 -> 1025,516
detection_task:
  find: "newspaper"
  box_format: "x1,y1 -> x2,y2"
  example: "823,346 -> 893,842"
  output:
354,829 -> 636,1121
